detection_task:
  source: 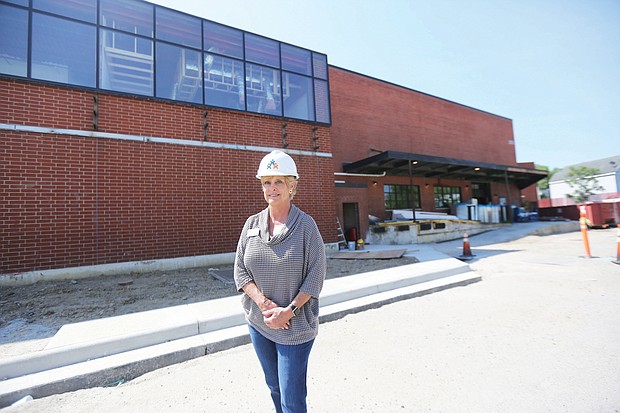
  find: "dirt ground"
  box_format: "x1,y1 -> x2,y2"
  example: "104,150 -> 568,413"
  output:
0,256 -> 419,347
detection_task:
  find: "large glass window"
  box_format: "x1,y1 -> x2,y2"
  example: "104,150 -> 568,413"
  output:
33,0 -> 96,23
385,184 -> 420,210
100,28 -> 153,96
0,4 -> 28,77
283,72 -> 314,121
204,54 -> 244,110
245,33 -> 279,68
204,21 -> 243,59
32,13 -> 96,87
434,186 -> 462,208
100,0 -> 153,37
156,7 -> 201,49
281,44 -> 311,76
156,43 -> 202,104
4,2 -> 331,124
245,63 -> 281,116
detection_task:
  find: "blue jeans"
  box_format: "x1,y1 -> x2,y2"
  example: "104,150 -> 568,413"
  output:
248,325 -> 315,413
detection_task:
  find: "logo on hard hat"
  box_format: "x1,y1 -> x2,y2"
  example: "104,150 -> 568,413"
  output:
256,149 -> 298,179
267,159 -> 278,170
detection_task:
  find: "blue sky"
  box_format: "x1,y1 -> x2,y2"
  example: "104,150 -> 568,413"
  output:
151,0 -> 620,170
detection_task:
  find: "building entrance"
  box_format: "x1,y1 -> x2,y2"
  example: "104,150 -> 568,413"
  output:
472,182 -> 491,204
342,202 -> 360,242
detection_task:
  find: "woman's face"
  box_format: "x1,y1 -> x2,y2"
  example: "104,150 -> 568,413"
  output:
261,176 -> 294,207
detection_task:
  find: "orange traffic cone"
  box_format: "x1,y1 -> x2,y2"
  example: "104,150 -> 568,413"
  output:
457,232 -> 475,261
579,205 -> 592,259
613,226 -> 620,265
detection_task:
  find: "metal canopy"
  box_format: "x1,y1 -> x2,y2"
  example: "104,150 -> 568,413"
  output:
342,150 -> 547,189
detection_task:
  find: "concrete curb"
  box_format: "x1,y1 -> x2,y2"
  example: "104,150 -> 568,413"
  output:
0,270 -> 479,407
0,247 -> 474,407
0,255 -> 469,380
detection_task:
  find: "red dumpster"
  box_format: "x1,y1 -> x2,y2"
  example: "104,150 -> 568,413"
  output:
581,201 -> 619,228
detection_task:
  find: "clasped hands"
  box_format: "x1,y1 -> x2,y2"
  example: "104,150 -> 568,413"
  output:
261,300 -> 291,330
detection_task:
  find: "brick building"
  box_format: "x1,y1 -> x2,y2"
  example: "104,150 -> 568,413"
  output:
329,67 -> 545,240
0,0 -> 545,275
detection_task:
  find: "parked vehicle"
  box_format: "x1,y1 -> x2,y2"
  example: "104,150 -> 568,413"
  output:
514,207 -> 539,222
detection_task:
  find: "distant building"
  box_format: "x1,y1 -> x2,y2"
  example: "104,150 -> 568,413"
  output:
537,155 -> 620,224
548,155 -> 620,206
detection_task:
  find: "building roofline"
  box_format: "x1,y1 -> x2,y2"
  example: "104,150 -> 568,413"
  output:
550,154 -> 620,182
328,64 -> 512,121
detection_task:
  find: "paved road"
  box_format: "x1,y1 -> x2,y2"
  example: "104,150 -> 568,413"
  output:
4,225 -> 620,412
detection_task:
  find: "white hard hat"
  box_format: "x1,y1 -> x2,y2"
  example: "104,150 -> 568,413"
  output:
256,150 -> 299,179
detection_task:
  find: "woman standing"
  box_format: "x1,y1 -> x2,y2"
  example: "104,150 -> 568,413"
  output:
234,150 -> 326,413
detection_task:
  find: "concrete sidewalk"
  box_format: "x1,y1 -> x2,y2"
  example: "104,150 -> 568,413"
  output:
0,221 -> 579,407
0,243 -> 479,407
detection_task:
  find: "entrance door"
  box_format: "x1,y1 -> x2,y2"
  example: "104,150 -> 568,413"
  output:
342,203 -> 359,242
472,182 -> 491,204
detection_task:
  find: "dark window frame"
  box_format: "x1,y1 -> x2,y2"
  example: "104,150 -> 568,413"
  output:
434,185 -> 462,208
99,27 -> 153,96
100,0 -> 153,37
155,6 -> 201,49
31,11 -> 97,88
384,184 -> 421,210
282,71 -> 314,122
156,42 -> 202,104
204,53 -> 245,110
0,3 -> 29,77
203,20 -> 243,59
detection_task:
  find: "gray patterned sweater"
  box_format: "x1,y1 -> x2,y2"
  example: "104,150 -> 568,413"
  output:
234,204 -> 326,345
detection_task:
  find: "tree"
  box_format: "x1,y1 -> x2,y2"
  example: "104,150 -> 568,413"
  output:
564,166 -> 604,203
535,165 -> 560,199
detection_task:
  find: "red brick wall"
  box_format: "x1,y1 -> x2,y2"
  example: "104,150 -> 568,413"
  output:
1,78 -> 336,273
0,79 -> 93,129
329,67 -> 524,226
328,67 -> 517,171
